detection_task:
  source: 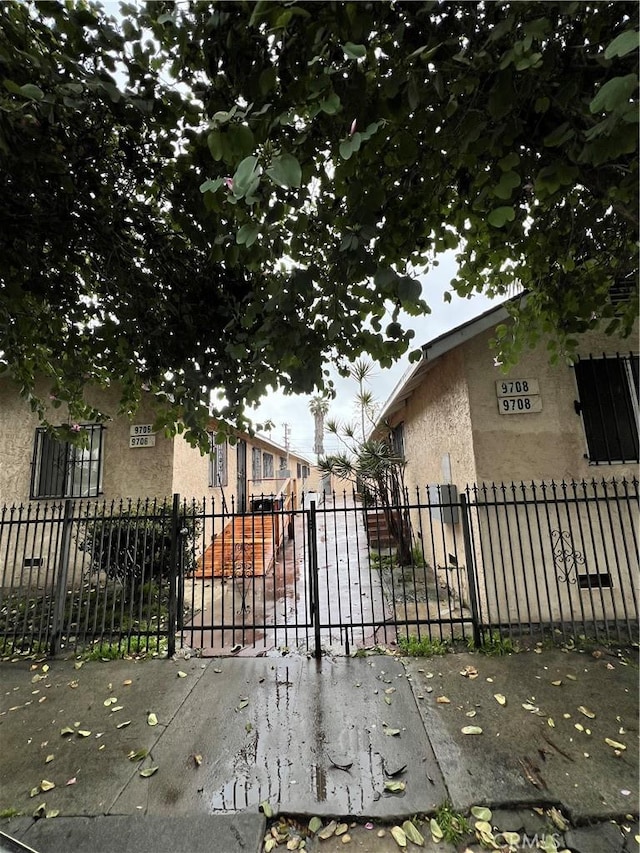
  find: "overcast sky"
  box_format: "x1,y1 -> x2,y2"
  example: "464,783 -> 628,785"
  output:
248,252 -> 497,461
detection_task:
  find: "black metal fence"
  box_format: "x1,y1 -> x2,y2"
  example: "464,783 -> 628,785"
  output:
0,478 -> 637,657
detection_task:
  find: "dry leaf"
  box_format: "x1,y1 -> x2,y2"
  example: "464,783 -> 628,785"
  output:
461,725 -> 483,735
177,671 -> 187,678
122,679 -> 132,686
147,712 -> 158,726
494,693 -> 506,706
335,823 -> 349,836
436,696 -> 450,704
116,720 -> 131,729
77,730 -> 91,738
551,680 -> 562,686
139,766 -> 158,778
604,738 -> 626,751
40,780 -> 55,792
384,728 -> 401,736
390,826 -> 407,848
193,754 -> 203,767
318,820 -> 337,839
402,820 -> 425,846
578,705 -> 596,719
384,780 -> 406,793
45,755 -> 54,764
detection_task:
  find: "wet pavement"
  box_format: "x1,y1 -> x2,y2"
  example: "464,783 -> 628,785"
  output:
0,647 -> 638,853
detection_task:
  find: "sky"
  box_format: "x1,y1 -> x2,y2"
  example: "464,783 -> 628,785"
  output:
247,252 -> 497,462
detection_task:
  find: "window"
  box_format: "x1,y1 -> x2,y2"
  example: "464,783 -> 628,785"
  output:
390,422 -> 405,458
574,354 -> 639,464
208,435 -> 228,488
262,452 -> 274,478
31,425 -> 104,499
251,447 -> 262,480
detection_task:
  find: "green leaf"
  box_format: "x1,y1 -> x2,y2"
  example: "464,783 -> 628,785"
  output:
259,800 -> 273,818
590,74 -> 637,114
343,42 -> 367,60
266,153 -> 302,188
236,223 -> 260,247
18,84 -> 44,101
390,826 -> 407,847
139,766 -> 158,777
233,156 -> 259,192
604,30 -> 639,59
471,806 -> 493,821
487,206 -> 515,228
402,821 -> 425,846
494,171 -> 520,199
384,780 -> 406,793
308,816 -> 322,834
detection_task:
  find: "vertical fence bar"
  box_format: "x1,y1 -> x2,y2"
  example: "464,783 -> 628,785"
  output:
460,493 -> 482,648
167,493 -> 180,658
50,499 -> 74,656
307,500 -> 321,659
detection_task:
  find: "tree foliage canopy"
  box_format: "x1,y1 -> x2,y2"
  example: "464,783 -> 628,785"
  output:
1,1 -> 637,446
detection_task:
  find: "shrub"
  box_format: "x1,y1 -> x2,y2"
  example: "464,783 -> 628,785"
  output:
75,503 -> 201,589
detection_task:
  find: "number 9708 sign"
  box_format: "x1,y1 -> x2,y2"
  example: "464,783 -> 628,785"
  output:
495,379 -> 542,415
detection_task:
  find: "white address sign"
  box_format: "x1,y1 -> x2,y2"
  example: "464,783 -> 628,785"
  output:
129,424 -> 156,447
496,379 -> 539,397
129,434 -> 156,447
498,396 -> 543,415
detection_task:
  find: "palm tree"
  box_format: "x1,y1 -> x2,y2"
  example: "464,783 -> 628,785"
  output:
309,394 -> 330,462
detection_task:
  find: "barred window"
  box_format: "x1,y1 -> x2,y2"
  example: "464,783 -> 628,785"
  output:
262,452 -> 274,478
31,426 -> 104,499
208,434 -> 228,487
574,354 -> 639,464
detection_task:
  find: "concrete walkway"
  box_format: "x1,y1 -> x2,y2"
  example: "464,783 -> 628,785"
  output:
0,647 -> 637,852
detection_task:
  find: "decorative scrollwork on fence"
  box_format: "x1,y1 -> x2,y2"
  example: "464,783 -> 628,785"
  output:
551,529 -> 585,584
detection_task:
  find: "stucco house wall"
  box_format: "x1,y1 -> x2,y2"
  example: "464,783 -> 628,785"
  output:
0,381 -> 175,505
374,308 -> 639,628
462,323 -> 640,484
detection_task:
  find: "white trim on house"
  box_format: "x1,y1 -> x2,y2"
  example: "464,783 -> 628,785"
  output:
376,301 -> 513,427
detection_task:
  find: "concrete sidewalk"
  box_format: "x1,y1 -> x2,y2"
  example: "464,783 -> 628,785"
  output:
0,647 -> 637,852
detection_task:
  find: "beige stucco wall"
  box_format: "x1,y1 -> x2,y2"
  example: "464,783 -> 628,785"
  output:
0,381 -> 175,505
462,321 -> 640,484
383,348 -> 476,588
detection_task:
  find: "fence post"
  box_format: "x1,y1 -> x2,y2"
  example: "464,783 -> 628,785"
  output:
307,500 -> 322,660
50,499 -> 74,656
460,493 -> 482,649
167,493 -> 180,658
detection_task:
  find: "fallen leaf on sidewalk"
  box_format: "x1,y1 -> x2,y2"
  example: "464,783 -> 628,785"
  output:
384,780 -> 406,793
494,693 -> 506,706
193,754 -> 202,767
402,821 -> 424,846
390,826 -> 407,848
116,720 -> 131,729
578,705 -> 596,719
471,806 -> 492,821
177,671 -> 187,678
139,766 -> 158,778
604,737 -> 626,751
128,748 -> 149,762
318,820 -> 337,839
259,800 -> 274,818
147,712 -> 158,726
460,665 -> 478,679
45,755 -> 54,764
436,695 -> 450,704
308,817 -> 322,834
461,725 -> 483,735
39,780 -> 55,792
